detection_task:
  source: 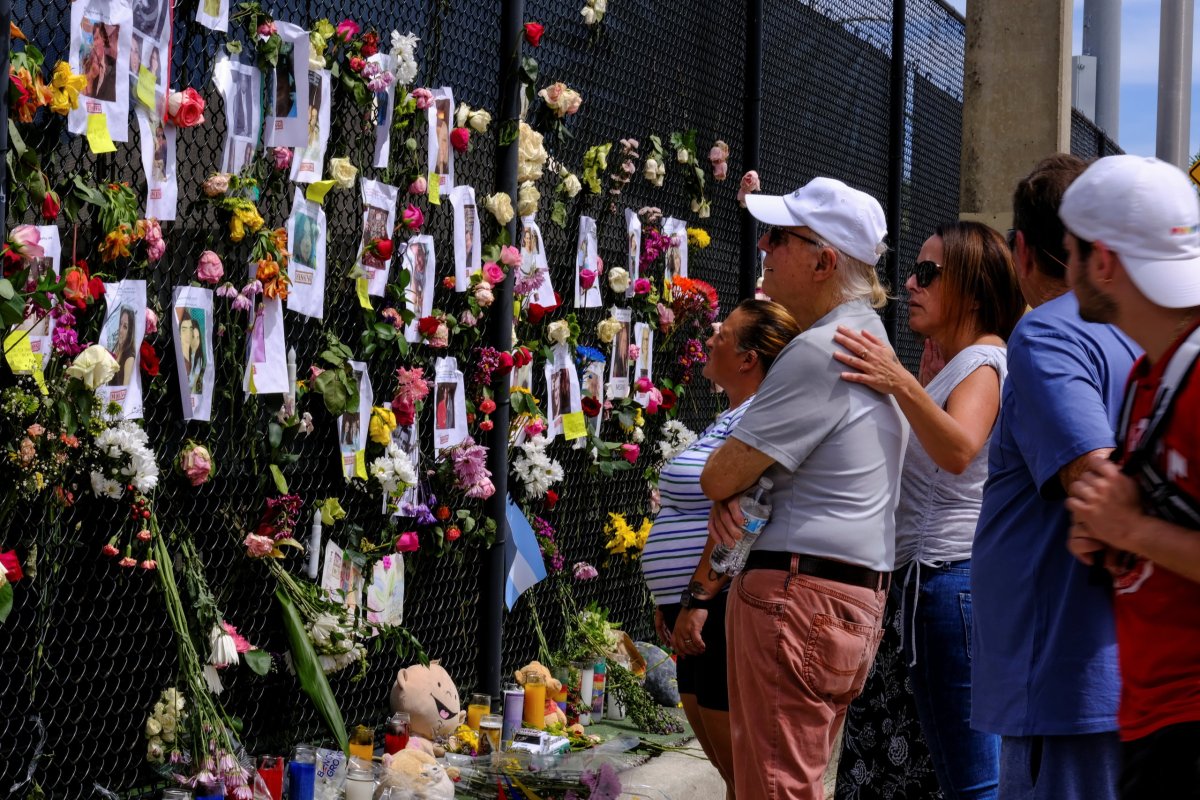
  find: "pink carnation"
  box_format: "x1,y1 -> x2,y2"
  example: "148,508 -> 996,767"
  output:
450,127 -> 470,153
272,147 -> 292,171
244,533 -> 275,558
144,308 -> 158,335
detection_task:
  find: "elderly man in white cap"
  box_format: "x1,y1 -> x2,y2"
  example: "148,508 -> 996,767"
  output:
673,177 -> 909,800
1060,155 -> 1200,800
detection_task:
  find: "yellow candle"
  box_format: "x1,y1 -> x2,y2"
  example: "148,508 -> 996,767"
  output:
522,675 -> 547,729
467,703 -> 489,731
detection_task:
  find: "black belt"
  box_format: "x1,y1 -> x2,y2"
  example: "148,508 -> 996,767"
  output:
743,550 -> 890,591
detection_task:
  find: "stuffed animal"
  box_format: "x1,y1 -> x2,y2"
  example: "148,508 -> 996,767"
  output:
379,748 -> 455,800
390,660 -> 466,741
514,660 -> 568,727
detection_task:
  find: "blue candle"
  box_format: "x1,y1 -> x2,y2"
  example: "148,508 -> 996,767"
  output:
286,759 -> 315,800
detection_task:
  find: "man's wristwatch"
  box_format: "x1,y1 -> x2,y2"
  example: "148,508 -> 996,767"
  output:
679,589 -> 715,610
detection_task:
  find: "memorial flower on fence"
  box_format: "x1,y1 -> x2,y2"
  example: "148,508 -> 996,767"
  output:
603,512 -> 651,562
512,434 -> 564,499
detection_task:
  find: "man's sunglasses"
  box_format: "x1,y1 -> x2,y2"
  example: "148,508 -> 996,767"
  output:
910,260 -> 943,288
764,226 -> 825,249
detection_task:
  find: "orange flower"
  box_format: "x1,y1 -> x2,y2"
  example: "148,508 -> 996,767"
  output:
100,225 -> 133,262
257,256 -> 290,301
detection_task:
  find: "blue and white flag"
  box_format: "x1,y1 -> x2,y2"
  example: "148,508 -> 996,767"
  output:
505,495 -> 547,610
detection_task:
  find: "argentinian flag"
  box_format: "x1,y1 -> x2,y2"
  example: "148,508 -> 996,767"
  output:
505,495 -> 548,610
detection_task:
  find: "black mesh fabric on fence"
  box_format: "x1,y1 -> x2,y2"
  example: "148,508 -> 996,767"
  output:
1071,107 -> 1124,160
0,0 -> 1007,796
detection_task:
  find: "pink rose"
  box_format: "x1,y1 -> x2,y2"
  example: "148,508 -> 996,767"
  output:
565,92 -> 582,115
197,250 -> 224,284
620,443 -> 640,464
645,387 -> 663,414
579,269 -> 597,289
632,278 -> 652,295
408,176 -> 427,195
482,262 -> 505,284
541,83 -> 562,105
431,323 -> 449,348
272,147 -> 292,170
257,21 -> 277,36
144,308 -> 158,335
474,282 -> 495,308
179,442 -> 214,487
499,245 -> 521,267
401,204 -> 424,231
450,127 -> 470,153
459,309 -> 478,327
411,88 -> 434,109
395,531 -> 420,552
244,533 -> 275,557
9,224 -> 43,259
167,88 -> 206,128
336,18 -> 360,39
635,376 -> 654,393
525,418 -> 547,436
738,170 -> 761,208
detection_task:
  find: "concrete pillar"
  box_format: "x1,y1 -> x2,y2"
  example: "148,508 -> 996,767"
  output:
1156,0 -> 1194,168
1083,0 -> 1122,139
959,0 -> 1074,231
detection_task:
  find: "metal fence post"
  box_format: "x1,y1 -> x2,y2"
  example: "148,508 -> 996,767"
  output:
739,0 -> 763,302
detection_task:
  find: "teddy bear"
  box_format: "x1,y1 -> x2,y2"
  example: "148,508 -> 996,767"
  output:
390,660 -> 466,742
514,660 -> 567,728
379,748 -> 455,800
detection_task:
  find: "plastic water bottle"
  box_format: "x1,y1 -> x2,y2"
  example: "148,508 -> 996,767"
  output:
709,477 -> 773,576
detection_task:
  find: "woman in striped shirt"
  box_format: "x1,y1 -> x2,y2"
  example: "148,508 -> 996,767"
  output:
643,298 -> 799,797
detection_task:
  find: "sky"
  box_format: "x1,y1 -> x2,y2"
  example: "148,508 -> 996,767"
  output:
945,0 -> 1200,159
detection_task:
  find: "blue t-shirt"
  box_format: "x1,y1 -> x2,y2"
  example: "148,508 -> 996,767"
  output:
971,291 -> 1140,737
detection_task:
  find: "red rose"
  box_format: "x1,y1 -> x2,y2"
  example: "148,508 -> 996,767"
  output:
660,387 -> 677,411
450,127 -> 471,153
139,341 -> 160,377
495,351 -> 514,376
42,191 -> 60,221
0,550 -> 24,582
417,316 -> 440,336
544,489 -> 558,509
436,505 -> 451,521
361,31 -> 379,56
512,347 -> 532,367
479,398 -> 497,414
523,22 -> 545,46
446,526 -> 462,542
526,304 -> 547,324
479,419 -> 494,431
581,396 -> 601,417
373,238 -> 393,260
442,277 -> 456,290
349,56 -> 365,73
391,396 -> 415,426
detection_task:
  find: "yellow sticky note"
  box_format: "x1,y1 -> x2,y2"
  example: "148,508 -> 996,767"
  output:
86,114 -> 116,154
306,179 -> 336,204
356,278 -> 373,310
562,411 -> 587,441
4,332 -> 46,394
354,449 -> 368,480
427,172 -> 440,205
136,66 -> 156,108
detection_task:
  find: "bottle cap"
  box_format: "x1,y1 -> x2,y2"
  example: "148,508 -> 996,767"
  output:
758,476 -> 773,490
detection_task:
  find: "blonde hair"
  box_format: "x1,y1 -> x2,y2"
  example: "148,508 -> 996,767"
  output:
836,251 -> 889,309
731,299 -> 801,374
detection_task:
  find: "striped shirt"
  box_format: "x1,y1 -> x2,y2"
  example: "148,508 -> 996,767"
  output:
641,397 -> 754,605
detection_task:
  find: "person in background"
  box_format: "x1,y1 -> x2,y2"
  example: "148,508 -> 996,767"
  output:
645,298 -> 799,799
970,153 -> 1140,800
835,221 -> 1025,800
1059,155 -> 1200,800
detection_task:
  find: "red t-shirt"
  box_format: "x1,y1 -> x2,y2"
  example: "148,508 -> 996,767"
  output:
1113,320 -> 1200,741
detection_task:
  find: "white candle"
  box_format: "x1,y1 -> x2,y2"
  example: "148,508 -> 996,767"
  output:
307,513 -> 322,580
285,347 -> 298,416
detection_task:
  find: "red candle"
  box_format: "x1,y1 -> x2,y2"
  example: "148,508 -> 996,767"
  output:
257,756 -> 284,800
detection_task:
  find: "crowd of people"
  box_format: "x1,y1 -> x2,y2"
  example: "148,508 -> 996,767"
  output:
641,153 -> 1200,800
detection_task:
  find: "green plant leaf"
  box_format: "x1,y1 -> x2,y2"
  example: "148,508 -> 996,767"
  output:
0,583 -> 12,622
0,279 -> 14,300
269,464 -> 289,494
277,589 -> 349,753
244,649 -> 272,675
268,422 -> 283,449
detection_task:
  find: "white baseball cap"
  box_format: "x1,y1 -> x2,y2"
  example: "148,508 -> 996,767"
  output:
745,177 -> 888,265
1059,155 -> 1200,308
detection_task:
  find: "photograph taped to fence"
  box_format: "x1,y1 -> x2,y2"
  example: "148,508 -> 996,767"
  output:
433,357 -> 467,452
388,421 -> 420,511
366,554 -> 405,630
321,539 -> 364,610
608,306 -> 632,398
451,185 -> 481,289
171,286 -> 215,422
427,87 -> 455,194
98,279 -> 147,419
69,0 -> 133,143
371,53 -> 396,169
633,322 -> 654,407
291,69 -> 330,184
575,215 -> 601,308
545,344 -> 582,438
285,189 -> 328,320
337,360 -> 372,481
136,94 -> 178,221
582,362 -> 604,438
242,265 -> 289,395
215,56 -> 261,174
263,20 -> 310,148
519,216 -> 555,307
194,0 -> 228,32
662,216 -> 689,294
129,0 -> 170,109
357,179 -> 400,297
625,208 -> 642,295
403,236 -> 435,344
15,227 -> 61,370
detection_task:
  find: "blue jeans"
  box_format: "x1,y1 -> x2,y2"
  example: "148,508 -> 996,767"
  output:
897,560 -> 1000,800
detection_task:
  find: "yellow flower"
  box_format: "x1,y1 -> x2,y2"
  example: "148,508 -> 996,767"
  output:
49,61 -> 86,115
369,406 -> 397,445
603,512 -> 651,560
686,227 -> 711,249
100,225 -> 133,261
229,216 -> 245,242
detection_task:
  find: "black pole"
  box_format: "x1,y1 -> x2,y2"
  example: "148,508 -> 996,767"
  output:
0,0 -> 12,240
480,0 -> 523,699
884,0 -> 906,341
738,0 -> 763,301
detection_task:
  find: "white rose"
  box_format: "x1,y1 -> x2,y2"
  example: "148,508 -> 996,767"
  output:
329,157 -> 357,189
698,200 -> 711,219
468,109 -> 492,133
632,426 -> 645,443
485,192 -> 515,226
596,317 -> 621,343
66,345 -> 119,390
145,717 -> 162,737
518,182 -> 541,217
643,158 -> 658,181
607,267 -> 630,293
581,7 -> 596,25
594,0 -> 607,12
454,103 -> 471,129
562,173 -> 582,198
547,320 -> 571,344
518,122 -> 547,183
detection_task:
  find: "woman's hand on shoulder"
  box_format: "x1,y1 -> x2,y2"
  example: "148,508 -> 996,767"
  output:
832,326 -> 911,396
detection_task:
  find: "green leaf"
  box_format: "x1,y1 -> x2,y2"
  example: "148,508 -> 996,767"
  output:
0,279 -> 14,300
319,497 -> 346,527
277,589 -> 349,753
244,648 -> 272,675
269,464 -> 289,494
498,119 -> 519,147
0,299 -> 24,327
268,422 -> 283,450
0,583 -> 12,623
8,121 -> 26,158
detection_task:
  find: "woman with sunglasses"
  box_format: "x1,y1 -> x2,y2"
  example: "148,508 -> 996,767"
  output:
833,221 -> 1024,800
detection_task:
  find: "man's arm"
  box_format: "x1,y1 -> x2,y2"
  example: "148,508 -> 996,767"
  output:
699,437 -> 775,502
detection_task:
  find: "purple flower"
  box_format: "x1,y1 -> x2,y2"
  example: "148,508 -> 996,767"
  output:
51,325 -> 83,356
216,282 -> 239,299
581,762 -> 622,800
573,561 -> 598,581
513,264 -> 547,296
471,346 -> 503,388
231,294 -> 253,313
451,438 -> 494,499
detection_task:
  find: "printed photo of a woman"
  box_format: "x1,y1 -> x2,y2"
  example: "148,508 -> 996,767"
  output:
435,98 -> 451,176
178,308 -> 206,396
108,306 -> 137,386
82,19 -> 118,102
435,382 -> 456,430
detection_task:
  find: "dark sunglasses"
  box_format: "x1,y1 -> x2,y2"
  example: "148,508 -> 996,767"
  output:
765,226 -> 824,249
910,260 -> 943,288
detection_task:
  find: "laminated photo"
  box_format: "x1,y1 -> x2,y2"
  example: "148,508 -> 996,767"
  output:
370,53 -> 396,169
321,539 -> 363,610
135,94 -> 177,220
402,236 -> 435,344
450,185 -> 480,289
98,279 -> 147,419
662,217 -> 689,295
575,215 -> 601,308
433,357 -> 468,453
16,226 -> 61,369
171,286 -> 215,422
607,306 -> 632,399
544,344 -> 581,438
357,179 -> 400,297
581,362 -> 604,438
519,216 -> 555,307
286,189 -> 328,320
633,322 -> 654,406
427,87 -> 455,194
624,208 -> 641,296
215,56 -> 262,174
388,421 -> 420,512
263,21 -> 311,148
129,0 -> 170,109
242,265 -> 289,395
194,0 -> 228,32
69,0 -> 134,143
336,360 -> 372,481
291,69 -> 330,184
366,554 -> 405,630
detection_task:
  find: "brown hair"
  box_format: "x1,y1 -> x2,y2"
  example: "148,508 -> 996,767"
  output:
1012,153 -> 1088,280
934,221 -> 1026,341
730,299 -> 801,374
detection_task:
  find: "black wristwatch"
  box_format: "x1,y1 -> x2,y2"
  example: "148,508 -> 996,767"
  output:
679,589 -> 716,610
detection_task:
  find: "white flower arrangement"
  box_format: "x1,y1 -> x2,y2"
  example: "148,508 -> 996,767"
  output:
91,421 -> 160,498
144,687 -> 187,763
370,442 -> 418,496
307,611 -> 367,674
389,31 -> 420,86
658,420 -> 697,463
513,434 -> 565,498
